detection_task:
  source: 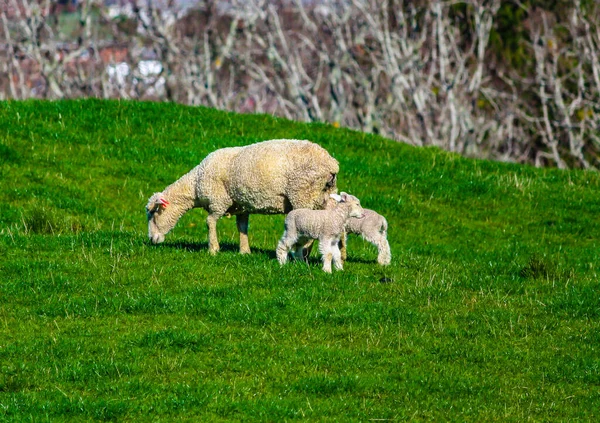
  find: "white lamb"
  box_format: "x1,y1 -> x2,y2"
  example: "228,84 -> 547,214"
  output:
340,204 -> 391,266
276,192 -> 364,273
146,139 -> 339,254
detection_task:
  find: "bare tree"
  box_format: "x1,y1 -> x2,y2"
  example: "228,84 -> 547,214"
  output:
2,0 -> 599,169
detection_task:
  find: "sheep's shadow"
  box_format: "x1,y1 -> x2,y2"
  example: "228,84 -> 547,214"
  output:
341,256 -> 378,265
157,241 -> 278,259
298,252 -> 380,266
152,241 -> 381,265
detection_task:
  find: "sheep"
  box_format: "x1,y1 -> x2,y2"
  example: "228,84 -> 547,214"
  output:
276,192 -> 364,273
146,139 -> 339,254
302,198 -> 392,266
340,204 -> 391,266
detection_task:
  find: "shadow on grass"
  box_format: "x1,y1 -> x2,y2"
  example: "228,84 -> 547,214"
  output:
151,240 -> 385,269
343,256 -> 379,265
156,240 -> 278,259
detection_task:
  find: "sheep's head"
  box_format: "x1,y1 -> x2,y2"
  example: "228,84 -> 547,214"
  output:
330,192 -> 364,219
146,192 -> 170,244
314,173 -> 338,209
326,172 -> 337,189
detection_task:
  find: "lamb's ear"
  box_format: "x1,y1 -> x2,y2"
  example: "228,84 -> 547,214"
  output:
329,194 -> 342,202
340,192 -> 349,202
158,197 -> 170,208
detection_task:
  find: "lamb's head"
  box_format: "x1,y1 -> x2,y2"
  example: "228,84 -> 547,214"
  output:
146,192 -> 170,244
330,192 -> 364,218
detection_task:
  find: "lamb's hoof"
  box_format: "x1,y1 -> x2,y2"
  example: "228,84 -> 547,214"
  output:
209,248 -> 219,255
239,248 -> 251,255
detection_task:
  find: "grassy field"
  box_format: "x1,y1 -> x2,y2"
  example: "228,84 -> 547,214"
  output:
1,99 -> 599,421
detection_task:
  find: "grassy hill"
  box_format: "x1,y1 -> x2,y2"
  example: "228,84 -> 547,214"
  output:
1,99 -> 599,421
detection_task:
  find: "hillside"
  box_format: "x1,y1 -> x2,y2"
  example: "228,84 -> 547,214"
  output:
0,100 -> 599,421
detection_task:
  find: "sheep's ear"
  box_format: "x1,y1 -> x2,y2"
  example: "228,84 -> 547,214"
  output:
329,194 -> 342,202
340,192 -> 348,202
326,173 -> 337,188
148,196 -> 169,212
157,197 -> 170,209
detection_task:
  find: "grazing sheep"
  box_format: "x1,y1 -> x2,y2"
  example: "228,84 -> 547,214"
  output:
276,192 -> 364,273
146,139 -> 339,254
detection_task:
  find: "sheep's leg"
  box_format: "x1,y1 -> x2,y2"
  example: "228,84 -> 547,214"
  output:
293,237 -> 311,261
206,213 -> 221,254
339,230 -> 347,262
364,232 -> 391,266
319,237 -> 333,273
377,236 -> 392,266
302,239 -> 315,260
332,238 -> 344,271
236,213 -> 251,254
276,233 -> 296,265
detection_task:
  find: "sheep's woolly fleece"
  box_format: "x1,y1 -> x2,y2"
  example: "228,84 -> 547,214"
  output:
146,139 -> 339,253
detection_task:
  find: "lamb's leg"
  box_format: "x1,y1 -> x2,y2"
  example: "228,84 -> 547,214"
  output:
332,238 -> 344,271
363,232 -> 392,266
293,237 -> 310,261
236,213 -> 251,254
339,230 -> 347,262
302,239 -> 315,260
319,237 -> 333,273
276,232 -> 296,265
206,213 -> 221,254
364,231 -> 391,266
377,236 -> 392,266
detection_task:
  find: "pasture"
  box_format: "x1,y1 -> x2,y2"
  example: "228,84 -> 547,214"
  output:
1,99 -> 599,421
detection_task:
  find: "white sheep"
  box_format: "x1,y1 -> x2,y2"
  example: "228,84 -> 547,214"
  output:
342,206 -> 391,266
146,139 -> 339,254
276,192 -> 364,273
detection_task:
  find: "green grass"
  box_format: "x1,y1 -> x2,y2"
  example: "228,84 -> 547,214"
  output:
1,99 -> 599,421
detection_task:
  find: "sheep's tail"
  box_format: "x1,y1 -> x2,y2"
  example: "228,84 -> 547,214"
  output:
380,217 -> 388,235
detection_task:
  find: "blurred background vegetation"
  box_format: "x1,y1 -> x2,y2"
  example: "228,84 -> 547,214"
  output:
2,0 -> 600,169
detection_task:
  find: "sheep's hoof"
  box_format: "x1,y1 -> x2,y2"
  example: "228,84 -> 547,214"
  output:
239,248 -> 251,255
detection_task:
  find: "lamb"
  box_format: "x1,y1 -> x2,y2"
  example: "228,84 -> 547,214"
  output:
146,139 -> 339,254
303,198 -> 392,266
276,192 -> 364,273
337,201 -> 391,266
